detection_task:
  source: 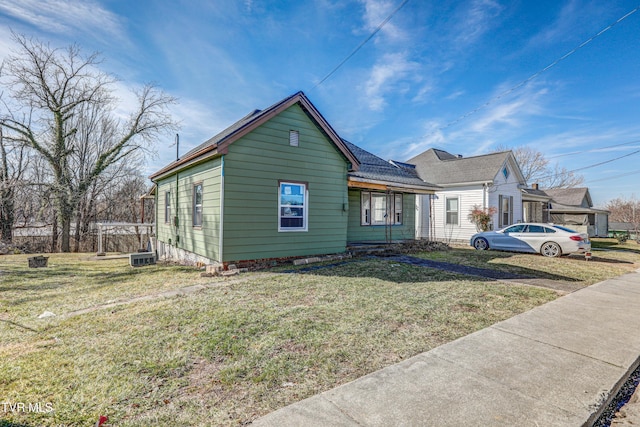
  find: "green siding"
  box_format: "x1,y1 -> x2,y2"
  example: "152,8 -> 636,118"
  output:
347,189 -> 416,242
156,158 -> 222,261
222,104 -> 349,261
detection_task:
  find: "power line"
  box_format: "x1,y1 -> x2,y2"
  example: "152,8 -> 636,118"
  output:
489,146 -> 640,191
570,148 -> 640,173
309,0 -> 410,91
422,4 -> 640,139
588,169 -> 640,183
548,138 -> 640,159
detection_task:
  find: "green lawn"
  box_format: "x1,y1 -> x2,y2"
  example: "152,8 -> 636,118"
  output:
1,246 -> 637,426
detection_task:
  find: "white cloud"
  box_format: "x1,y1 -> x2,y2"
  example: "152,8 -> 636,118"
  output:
359,0 -> 407,42
452,0 -> 503,47
362,52 -> 419,111
0,0 -> 124,41
396,120 -> 447,160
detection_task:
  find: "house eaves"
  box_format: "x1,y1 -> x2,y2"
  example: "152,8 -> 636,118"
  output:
149,146 -> 221,181
347,176 -> 439,194
436,180 -> 494,188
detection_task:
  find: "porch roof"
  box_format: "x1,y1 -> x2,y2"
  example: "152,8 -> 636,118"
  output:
343,140 -> 439,193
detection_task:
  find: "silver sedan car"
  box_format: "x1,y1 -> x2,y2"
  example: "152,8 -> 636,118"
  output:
470,223 -> 591,257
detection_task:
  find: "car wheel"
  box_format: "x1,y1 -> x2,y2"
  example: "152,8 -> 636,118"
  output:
473,237 -> 489,250
540,242 -> 562,257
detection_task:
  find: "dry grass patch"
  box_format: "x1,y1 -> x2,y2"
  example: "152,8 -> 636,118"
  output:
416,240 -> 639,286
1,254 -> 562,426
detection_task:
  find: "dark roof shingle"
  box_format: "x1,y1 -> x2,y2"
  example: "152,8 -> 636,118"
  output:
407,148 -> 516,185
344,140 -> 438,189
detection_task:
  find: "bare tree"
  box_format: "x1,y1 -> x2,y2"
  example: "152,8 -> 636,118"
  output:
605,196 -> 640,237
496,145 -> 584,189
0,125 -> 28,242
0,33 -> 176,252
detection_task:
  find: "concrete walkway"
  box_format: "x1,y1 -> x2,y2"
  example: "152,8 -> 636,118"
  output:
252,269 -> 640,426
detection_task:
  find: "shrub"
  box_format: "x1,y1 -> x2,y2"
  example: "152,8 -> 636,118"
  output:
468,205 -> 497,232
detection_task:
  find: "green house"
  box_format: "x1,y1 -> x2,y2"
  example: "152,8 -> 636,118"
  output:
150,92 -> 438,267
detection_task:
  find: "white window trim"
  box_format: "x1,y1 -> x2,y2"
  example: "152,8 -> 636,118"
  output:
499,195 -> 514,228
445,196 -> 460,226
278,181 -> 308,232
360,191 -> 403,226
502,166 -> 510,180
165,191 -> 171,224
193,183 -> 203,227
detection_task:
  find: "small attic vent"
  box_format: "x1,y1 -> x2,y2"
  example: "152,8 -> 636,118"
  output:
289,130 -> 299,147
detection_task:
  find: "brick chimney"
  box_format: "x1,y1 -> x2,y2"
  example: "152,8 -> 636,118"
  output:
532,183 -> 539,190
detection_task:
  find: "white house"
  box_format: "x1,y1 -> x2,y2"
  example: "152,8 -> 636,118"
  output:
407,149 -> 526,243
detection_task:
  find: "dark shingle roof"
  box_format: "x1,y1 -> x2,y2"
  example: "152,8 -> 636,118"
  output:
407,148 -> 517,185
150,92 -> 358,180
344,140 -> 438,189
181,109 -> 263,159
544,188 -> 592,208
521,187 -> 550,198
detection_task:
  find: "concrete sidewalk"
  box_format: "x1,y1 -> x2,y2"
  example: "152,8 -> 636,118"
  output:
252,269 -> 640,426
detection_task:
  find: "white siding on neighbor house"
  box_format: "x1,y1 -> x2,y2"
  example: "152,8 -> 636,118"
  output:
416,195 -> 428,239
417,186 -> 485,242
596,213 -> 608,237
487,165 -> 523,229
415,157 -> 526,243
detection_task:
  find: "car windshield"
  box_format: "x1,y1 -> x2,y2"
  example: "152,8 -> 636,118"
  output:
552,225 -> 578,233
502,224 -> 526,233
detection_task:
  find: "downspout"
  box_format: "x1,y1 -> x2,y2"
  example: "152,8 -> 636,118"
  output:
175,171 -> 179,244
218,155 -> 225,263
154,190 -> 158,257
483,183 -> 487,209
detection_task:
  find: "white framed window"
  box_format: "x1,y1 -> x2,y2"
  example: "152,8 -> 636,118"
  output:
279,181 -> 307,232
445,197 -> 459,225
361,192 -> 371,225
502,166 -> 510,180
499,195 -> 514,228
193,183 -> 203,227
165,191 -> 171,224
394,194 -> 403,224
360,192 -> 403,226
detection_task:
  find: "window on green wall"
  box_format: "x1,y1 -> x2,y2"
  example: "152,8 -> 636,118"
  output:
165,191 -> 171,224
279,181 -> 307,232
193,183 -> 203,227
360,192 -> 403,225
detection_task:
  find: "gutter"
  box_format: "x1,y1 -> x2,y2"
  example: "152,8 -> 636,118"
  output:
437,180 -> 494,188
150,145 -> 221,181
347,176 -> 440,193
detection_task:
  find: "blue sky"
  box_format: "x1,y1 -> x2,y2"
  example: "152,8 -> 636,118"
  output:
0,0 -> 639,206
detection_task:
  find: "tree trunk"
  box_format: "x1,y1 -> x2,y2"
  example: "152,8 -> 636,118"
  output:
0,194 -> 13,242
60,212 -> 72,253
51,212 -> 58,252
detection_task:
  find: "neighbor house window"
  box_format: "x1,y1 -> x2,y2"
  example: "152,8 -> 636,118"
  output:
502,166 -> 510,180
165,191 -> 171,224
445,197 -> 459,225
279,182 -> 307,231
193,183 -> 203,227
360,192 -> 403,225
499,195 -> 514,228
